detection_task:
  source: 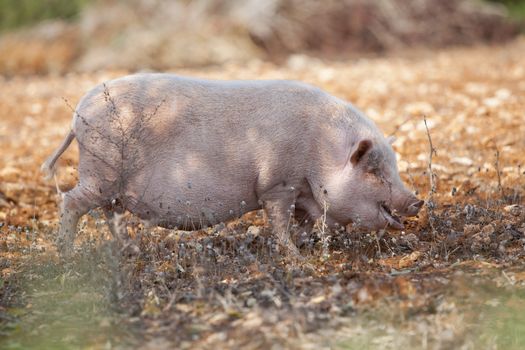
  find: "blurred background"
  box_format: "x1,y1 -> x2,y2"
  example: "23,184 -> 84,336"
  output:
0,0 -> 523,76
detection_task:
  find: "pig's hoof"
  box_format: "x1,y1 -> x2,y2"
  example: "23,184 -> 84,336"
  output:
300,261 -> 316,274
120,241 -> 140,256
286,252 -> 316,272
58,249 -> 74,260
278,241 -> 301,257
56,240 -> 74,259
281,243 -> 307,264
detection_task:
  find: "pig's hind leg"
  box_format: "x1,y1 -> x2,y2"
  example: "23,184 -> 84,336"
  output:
103,208 -> 128,244
103,208 -> 140,255
57,185 -> 99,257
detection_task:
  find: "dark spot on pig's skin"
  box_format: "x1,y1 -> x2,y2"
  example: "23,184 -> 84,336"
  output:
282,181 -> 287,187
324,189 -> 328,194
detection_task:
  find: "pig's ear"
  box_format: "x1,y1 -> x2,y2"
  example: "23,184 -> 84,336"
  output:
350,139 -> 372,166
387,136 -> 396,145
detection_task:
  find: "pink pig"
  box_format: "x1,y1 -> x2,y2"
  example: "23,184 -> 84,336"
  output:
42,74 -> 423,256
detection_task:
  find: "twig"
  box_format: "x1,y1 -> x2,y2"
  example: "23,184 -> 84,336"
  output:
423,115 -> 437,237
516,164 -> 522,205
388,114 -> 414,137
321,200 -> 329,260
62,97 -> 120,149
494,148 -> 505,201
375,230 -> 383,257
423,115 -> 437,196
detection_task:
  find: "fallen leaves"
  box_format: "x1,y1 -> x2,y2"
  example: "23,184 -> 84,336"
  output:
378,250 -> 422,270
504,204 -> 522,217
398,251 -> 422,269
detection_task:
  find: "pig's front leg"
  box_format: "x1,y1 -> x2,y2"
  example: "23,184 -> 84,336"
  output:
292,208 -> 315,249
260,188 -> 300,257
294,208 -> 314,234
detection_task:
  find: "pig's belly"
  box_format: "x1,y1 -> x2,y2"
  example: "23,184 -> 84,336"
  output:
122,177 -> 260,230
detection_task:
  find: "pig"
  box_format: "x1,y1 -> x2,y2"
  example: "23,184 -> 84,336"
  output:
41,74 -> 423,257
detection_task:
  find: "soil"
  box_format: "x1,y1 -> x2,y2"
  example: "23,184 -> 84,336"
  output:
1,38 -> 525,349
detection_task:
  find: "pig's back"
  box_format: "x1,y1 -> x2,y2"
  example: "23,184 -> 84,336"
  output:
72,73 -> 338,177
74,73 -> 334,144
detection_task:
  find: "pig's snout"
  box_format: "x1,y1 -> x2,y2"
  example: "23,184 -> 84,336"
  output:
404,198 -> 424,216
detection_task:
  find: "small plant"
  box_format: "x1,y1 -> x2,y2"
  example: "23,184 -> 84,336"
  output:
0,0 -> 89,32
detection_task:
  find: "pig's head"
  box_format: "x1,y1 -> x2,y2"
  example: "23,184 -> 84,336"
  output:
322,136 -> 423,231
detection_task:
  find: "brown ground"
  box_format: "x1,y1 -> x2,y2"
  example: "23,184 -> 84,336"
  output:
1,38 -> 525,349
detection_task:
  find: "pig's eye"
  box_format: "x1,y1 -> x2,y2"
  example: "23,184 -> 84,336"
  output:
366,165 -> 382,177
364,166 -> 384,182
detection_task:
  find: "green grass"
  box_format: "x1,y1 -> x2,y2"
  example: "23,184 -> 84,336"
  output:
488,0 -> 525,20
0,243 -> 133,350
0,0 -> 90,32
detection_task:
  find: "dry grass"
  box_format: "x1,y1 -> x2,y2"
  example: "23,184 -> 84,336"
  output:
1,37 -> 525,349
